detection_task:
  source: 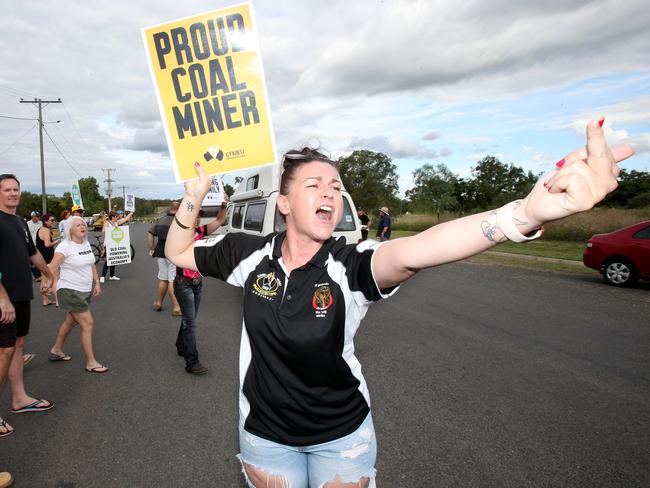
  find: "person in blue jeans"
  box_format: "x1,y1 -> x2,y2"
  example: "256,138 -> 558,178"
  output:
173,205 -> 227,374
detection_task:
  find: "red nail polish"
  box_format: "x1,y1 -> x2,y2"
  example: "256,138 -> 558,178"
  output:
555,159 -> 565,168
543,180 -> 550,189
598,118 -> 605,128
194,162 -> 200,167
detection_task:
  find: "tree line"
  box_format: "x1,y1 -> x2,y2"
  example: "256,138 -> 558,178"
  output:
16,152 -> 649,220
337,150 -> 650,216
17,177 -> 178,220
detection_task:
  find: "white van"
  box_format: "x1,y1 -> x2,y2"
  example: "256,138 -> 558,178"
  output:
203,164 -> 362,242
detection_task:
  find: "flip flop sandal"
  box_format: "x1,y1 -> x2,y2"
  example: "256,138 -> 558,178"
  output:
22,354 -> 36,365
12,399 -> 54,414
85,366 -> 109,374
48,353 -> 71,362
0,419 -> 13,438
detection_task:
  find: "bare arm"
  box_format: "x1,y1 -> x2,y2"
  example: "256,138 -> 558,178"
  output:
32,250 -> 56,293
165,163 -> 213,271
0,281 -> 15,325
147,232 -> 156,257
91,261 -> 101,296
39,227 -> 58,248
47,252 -> 65,292
373,118 -> 635,289
204,203 -> 229,235
117,212 -> 133,226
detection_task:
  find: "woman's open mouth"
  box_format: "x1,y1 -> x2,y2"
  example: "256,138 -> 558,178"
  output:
316,205 -> 333,223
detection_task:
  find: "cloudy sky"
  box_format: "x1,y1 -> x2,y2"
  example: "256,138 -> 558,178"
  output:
1,0 -> 649,201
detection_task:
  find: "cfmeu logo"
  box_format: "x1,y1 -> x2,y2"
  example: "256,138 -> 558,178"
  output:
252,272 -> 281,300
204,144 -> 224,162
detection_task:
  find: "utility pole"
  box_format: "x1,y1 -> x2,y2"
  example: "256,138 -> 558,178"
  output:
119,185 -> 129,212
20,97 -> 62,214
102,168 -> 117,212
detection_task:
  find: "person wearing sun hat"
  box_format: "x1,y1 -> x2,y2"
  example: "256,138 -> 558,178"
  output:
70,204 -> 84,217
376,206 -> 391,241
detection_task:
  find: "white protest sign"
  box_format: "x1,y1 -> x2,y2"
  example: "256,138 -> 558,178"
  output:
125,193 -> 136,212
201,177 -> 225,206
105,225 -> 132,266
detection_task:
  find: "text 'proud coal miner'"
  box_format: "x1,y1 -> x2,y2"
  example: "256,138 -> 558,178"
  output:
153,13 -> 261,140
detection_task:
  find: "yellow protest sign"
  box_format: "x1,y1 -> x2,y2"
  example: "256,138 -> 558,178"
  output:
142,3 -> 277,182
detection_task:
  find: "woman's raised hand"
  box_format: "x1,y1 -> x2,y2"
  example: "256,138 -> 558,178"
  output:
523,118 -> 635,227
183,162 -> 214,200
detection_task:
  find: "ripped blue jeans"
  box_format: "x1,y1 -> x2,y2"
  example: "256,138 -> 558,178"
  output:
238,412 -> 376,487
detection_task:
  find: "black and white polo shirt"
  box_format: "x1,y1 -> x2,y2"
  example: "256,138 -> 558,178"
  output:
194,231 -> 398,446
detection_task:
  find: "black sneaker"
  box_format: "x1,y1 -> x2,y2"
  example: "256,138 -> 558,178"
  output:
186,363 -> 208,375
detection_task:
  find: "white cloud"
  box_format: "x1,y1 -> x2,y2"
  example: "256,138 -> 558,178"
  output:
1,0 -> 648,200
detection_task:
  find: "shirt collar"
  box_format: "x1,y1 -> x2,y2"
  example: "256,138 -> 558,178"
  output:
271,232 -> 346,269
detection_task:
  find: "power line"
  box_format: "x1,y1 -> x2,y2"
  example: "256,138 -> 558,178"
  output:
0,84 -> 38,99
42,125 -> 83,178
0,114 -> 36,121
61,104 -> 96,155
0,122 -> 37,157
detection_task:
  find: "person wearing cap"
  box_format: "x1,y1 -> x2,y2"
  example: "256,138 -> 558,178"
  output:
356,207 -> 370,241
70,204 -> 84,217
376,206 -> 391,241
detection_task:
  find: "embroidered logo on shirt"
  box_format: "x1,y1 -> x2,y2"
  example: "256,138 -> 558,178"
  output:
252,272 -> 281,300
312,285 -> 333,317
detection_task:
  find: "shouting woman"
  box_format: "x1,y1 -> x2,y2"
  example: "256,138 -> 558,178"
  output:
165,118 -> 633,487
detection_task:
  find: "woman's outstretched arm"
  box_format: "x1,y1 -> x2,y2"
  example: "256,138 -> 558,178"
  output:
373,118 -> 635,289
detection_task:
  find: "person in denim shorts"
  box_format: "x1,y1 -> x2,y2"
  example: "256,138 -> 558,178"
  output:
166,120 -> 634,487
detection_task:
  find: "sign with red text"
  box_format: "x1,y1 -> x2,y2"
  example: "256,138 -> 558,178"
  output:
142,3 -> 277,182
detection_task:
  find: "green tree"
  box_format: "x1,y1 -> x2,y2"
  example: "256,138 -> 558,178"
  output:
77,177 -> 105,215
406,163 -> 458,218
337,150 -> 400,215
469,156 -> 537,209
602,169 -> 650,208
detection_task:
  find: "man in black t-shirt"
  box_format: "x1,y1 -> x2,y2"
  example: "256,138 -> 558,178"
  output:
0,174 -> 55,449
356,207 -> 370,241
147,201 -> 181,315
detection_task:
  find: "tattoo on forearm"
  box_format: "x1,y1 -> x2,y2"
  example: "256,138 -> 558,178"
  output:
186,202 -> 194,212
481,210 -> 507,243
511,201 -> 528,229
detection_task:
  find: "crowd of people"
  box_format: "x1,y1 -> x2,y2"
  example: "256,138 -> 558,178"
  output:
0,118 -> 637,487
0,182 -> 134,486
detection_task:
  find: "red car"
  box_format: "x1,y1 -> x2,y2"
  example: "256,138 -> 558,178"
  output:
583,220 -> 650,286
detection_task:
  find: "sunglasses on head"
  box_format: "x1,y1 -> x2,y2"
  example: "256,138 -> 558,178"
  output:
281,150 -> 335,170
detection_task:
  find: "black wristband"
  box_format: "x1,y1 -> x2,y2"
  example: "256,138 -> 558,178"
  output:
174,215 -> 191,229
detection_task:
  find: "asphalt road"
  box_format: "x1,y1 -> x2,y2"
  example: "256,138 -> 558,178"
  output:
2,224 -> 649,487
